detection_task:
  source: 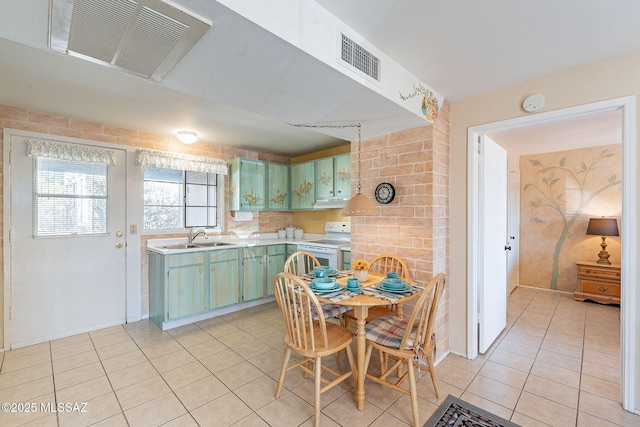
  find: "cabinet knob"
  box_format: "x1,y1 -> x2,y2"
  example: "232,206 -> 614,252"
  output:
598,286 -> 608,292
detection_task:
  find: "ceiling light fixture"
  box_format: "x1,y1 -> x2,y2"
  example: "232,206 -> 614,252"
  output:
177,131 -> 198,144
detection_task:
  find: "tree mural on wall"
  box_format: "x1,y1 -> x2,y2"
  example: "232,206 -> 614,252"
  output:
525,147 -> 621,289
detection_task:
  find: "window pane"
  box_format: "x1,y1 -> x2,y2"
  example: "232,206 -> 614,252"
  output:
34,157 -> 108,237
186,184 -> 207,205
144,206 -> 182,229
186,207 -> 207,227
144,181 -> 182,206
186,170 -> 208,184
144,167 -> 182,182
208,207 -> 218,227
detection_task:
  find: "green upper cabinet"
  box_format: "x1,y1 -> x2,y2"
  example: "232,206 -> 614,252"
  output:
228,158 -> 266,211
290,161 -> 315,210
266,162 -> 290,210
315,154 -> 351,200
333,154 -> 352,199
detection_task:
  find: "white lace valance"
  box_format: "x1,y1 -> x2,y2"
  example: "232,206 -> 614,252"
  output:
26,139 -> 117,165
136,149 -> 228,175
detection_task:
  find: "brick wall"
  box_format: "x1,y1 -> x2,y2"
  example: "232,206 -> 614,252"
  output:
350,100 -> 450,359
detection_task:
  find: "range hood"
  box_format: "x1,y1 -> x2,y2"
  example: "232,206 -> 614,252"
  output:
313,198 -> 348,209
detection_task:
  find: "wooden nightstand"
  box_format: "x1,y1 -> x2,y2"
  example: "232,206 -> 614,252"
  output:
574,260 -> 621,305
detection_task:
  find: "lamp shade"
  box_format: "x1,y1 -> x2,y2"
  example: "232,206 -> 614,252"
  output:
586,218 -> 619,236
341,192 -> 377,216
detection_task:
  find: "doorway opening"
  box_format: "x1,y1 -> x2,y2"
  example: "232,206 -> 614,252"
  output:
466,96 -> 637,411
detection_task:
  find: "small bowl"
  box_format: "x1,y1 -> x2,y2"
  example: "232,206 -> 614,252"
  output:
312,278 -> 336,289
386,272 -> 399,279
381,278 -> 406,290
314,266 -> 332,271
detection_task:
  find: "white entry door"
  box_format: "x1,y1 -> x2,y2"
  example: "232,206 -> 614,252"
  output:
478,135 -> 508,354
9,134 -> 127,348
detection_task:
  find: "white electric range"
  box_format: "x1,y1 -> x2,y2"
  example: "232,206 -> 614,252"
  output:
296,222 -> 350,269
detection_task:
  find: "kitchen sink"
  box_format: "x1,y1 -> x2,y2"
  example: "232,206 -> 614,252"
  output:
193,241 -> 234,247
160,242 -> 234,250
160,243 -> 201,250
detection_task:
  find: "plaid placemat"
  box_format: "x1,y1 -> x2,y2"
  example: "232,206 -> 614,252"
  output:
361,284 -> 422,303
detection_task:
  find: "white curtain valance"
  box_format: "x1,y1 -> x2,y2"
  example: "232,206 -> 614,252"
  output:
26,139 -> 117,165
136,149 -> 228,175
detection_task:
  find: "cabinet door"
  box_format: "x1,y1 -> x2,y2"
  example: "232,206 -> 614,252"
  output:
243,247 -> 266,300
266,163 -> 290,210
266,245 -> 286,297
316,157 -> 334,199
290,161 -> 315,209
210,249 -> 240,308
239,160 -> 265,210
334,154 -> 351,199
167,264 -> 206,320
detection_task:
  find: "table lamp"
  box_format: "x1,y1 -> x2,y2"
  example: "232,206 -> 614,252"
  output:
586,217 -> 619,265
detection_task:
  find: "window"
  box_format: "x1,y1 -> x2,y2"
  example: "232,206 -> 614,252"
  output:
143,167 -> 220,230
34,157 -> 108,237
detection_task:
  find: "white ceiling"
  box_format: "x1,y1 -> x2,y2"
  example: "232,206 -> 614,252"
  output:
0,0 -> 638,155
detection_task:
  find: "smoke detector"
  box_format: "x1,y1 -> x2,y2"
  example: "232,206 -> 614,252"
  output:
50,0 -> 211,82
522,94 -> 545,113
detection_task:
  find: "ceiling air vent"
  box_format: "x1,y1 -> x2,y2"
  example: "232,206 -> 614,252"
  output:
340,33 -> 380,81
50,0 -> 211,82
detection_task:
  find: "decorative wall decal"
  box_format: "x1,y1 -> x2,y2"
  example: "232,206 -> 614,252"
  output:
521,145 -> 621,291
399,82 -> 440,121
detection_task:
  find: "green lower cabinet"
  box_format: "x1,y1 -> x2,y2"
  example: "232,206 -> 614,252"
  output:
342,249 -> 351,270
243,246 -> 267,301
266,245 -> 286,296
209,249 -> 240,309
164,252 -> 207,320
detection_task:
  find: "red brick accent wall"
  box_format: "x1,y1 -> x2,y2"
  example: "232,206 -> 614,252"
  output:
350,100 -> 450,359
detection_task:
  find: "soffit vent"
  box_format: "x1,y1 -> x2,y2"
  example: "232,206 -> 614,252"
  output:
50,0 -> 211,82
340,33 -> 380,81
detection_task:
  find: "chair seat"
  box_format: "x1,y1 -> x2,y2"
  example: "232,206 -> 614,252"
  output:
285,322 -> 354,357
365,315 -> 416,349
315,303 -> 352,321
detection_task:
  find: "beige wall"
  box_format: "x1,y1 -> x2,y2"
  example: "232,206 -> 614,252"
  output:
450,50 -> 640,409
519,144 -> 622,291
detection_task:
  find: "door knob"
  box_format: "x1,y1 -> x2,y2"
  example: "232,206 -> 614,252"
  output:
116,242 -> 124,248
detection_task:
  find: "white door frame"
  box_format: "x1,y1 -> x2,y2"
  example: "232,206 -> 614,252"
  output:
3,128 -> 143,349
466,96 -> 637,410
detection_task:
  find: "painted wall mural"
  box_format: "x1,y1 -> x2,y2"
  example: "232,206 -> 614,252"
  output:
520,144 -> 622,291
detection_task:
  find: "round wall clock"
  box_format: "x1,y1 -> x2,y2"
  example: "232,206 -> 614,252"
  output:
375,183 -> 395,204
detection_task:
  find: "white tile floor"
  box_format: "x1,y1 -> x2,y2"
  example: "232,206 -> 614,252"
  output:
1,287 -> 638,426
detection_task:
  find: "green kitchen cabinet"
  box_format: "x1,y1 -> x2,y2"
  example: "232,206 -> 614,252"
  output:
266,245 -> 286,296
333,154 -> 352,199
243,244 -> 287,300
209,249 -> 240,309
149,252 -> 207,327
243,246 -> 267,301
228,158 -> 266,211
266,162 -> 290,210
290,161 -> 315,210
286,244 -> 297,257
342,249 -> 351,270
316,154 -> 351,200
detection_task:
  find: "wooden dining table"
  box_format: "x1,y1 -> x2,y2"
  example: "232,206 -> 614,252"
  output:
315,271 -> 422,410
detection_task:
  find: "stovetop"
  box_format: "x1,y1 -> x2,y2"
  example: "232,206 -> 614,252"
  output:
302,239 -> 350,246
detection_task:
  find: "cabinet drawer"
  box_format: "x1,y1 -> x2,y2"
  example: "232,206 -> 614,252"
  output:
268,244 -> 286,256
167,252 -> 205,267
209,248 -> 239,262
581,280 -> 621,297
578,267 -> 621,281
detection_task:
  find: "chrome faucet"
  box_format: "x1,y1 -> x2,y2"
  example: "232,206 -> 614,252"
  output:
188,228 -> 207,245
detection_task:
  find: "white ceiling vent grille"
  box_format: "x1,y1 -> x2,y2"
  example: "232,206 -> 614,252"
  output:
340,33 -> 380,81
51,0 -> 211,82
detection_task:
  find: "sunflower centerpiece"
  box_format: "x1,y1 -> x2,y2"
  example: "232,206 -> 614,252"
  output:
352,259 -> 370,282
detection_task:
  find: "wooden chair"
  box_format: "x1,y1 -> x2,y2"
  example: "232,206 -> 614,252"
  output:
363,273 -> 446,427
345,254 -> 410,327
284,251 -> 352,322
273,272 -> 356,427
